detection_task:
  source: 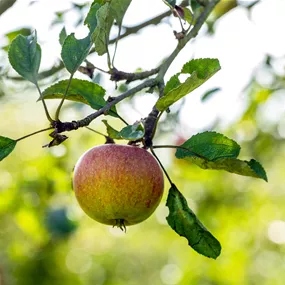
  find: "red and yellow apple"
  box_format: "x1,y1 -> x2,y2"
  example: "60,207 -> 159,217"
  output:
72,144 -> 164,229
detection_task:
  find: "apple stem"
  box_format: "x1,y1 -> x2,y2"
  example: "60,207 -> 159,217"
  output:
150,147 -> 174,186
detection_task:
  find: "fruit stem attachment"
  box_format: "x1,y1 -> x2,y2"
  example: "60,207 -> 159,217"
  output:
114,219 -> 127,232
150,147 -> 173,185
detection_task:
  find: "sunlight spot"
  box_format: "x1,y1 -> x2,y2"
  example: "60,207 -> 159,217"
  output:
268,220 -> 285,244
0,171 -> 12,189
160,264 -> 183,285
50,145 -> 67,157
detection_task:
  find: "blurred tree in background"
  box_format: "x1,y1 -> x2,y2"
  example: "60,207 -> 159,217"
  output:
0,0 -> 285,284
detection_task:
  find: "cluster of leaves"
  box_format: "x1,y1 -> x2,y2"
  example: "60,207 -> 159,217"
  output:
0,0 -> 268,260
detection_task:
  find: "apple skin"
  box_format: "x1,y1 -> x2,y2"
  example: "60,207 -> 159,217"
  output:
73,144 -> 164,227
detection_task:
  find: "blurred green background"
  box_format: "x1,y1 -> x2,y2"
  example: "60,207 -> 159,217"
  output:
1,0 -> 285,284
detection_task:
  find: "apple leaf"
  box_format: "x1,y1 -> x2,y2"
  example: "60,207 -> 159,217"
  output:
2,28 -> 32,51
102,120 -> 121,139
42,79 -> 118,118
61,3 -> 101,74
92,0 -> 131,56
5,28 -> 32,42
190,0 -> 202,12
182,7 -> 193,24
42,79 -> 105,107
175,132 -> 267,181
59,27 -> 67,46
8,31 -> 41,84
201,87 -> 221,102
91,3 -> 112,56
0,136 -> 17,161
176,131 -> 240,161
102,121 -> 145,141
162,0 -> 176,9
84,2 -> 101,32
183,156 -> 267,181
119,123 -> 145,141
166,184 -> 221,259
110,0 -> 132,26
61,34 -> 92,74
156,58 -> 221,111
164,73 -> 181,94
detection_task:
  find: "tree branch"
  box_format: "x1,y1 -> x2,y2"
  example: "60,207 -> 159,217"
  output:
143,0 -> 220,147
110,67 -> 160,83
12,0 -> 220,150
0,0 -> 16,16
157,0 -> 220,80
8,9 -> 172,81
52,78 -> 157,134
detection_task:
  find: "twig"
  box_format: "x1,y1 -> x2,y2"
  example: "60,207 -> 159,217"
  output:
157,0 -> 220,80
0,0 -> 16,16
35,83 -> 53,122
8,9 -> 173,81
143,0 -> 220,147
16,127 -> 54,142
143,81 -> 164,148
52,78 -> 157,133
110,67 -> 160,83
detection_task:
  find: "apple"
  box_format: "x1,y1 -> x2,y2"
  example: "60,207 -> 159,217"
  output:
73,144 -> 164,230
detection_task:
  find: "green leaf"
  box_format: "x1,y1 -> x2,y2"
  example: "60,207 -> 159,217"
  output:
8,31 -> 41,84
164,73 -> 181,95
162,0 -> 176,9
182,7 -> 193,24
102,120 -> 121,139
201,87 -> 221,102
5,28 -> 32,42
0,136 -> 17,161
42,79 -> 105,109
156,58 -> 221,111
92,0 -> 131,56
61,2 -> 102,74
61,33 -> 92,74
175,133 -> 268,181
247,159 -> 267,181
119,122 -> 145,141
176,131 -> 240,161
181,58 -> 220,79
102,121 -> 145,141
109,0 -> 132,26
59,27 -> 67,46
190,0 -> 201,11
84,2 -> 102,33
91,3 -> 112,56
201,157 -> 267,181
2,28 -> 32,51
166,184 -> 221,259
